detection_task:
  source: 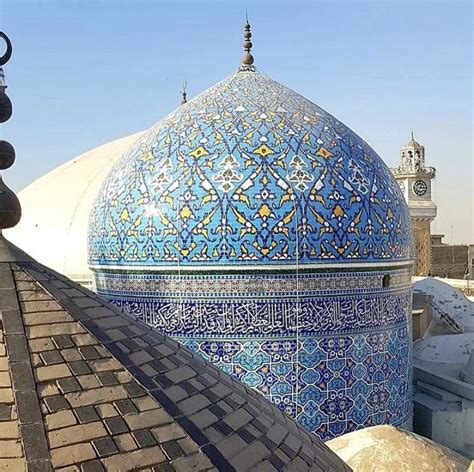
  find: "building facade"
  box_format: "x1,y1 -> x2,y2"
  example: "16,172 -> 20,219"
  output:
469,244 -> 474,280
430,234 -> 471,280
391,135 -> 437,276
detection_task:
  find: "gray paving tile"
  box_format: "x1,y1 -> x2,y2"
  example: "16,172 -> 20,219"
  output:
75,405 -> 100,424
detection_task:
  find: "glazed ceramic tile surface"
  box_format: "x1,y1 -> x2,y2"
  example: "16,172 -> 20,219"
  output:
89,70 -> 411,266
88,67 -> 414,439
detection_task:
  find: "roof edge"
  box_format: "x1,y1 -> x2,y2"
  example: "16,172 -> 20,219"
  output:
0,234 -> 35,263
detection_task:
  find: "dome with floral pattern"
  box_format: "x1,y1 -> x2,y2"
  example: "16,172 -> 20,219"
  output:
88,27 -> 413,440
89,69 -> 410,267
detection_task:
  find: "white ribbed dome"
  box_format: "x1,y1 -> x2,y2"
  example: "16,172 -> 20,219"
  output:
5,132 -> 142,283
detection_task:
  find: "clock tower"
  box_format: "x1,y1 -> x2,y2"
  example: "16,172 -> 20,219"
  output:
391,134 -> 437,276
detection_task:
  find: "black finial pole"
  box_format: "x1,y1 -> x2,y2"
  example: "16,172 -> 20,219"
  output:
181,80 -> 187,105
0,32 -> 21,230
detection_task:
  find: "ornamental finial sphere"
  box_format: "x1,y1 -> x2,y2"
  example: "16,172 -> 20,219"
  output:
0,140 -> 15,170
0,92 -> 12,123
0,32 -> 20,230
181,81 -> 187,105
240,19 -> 255,70
241,52 -> 254,67
0,177 -> 21,229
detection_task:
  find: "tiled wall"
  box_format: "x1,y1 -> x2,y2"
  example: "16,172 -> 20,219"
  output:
97,266 -> 413,439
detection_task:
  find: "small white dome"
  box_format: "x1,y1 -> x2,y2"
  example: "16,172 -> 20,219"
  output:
5,132 -> 143,283
414,277 -> 474,332
326,425 -> 470,472
414,332 -> 474,365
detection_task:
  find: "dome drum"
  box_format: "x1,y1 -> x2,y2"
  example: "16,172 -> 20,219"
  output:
93,264 -> 413,437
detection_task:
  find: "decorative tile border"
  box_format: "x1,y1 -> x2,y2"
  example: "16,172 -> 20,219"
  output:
108,291 -> 411,338
94,267 -> 412,299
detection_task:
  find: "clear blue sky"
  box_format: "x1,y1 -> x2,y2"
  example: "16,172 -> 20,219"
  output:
0,0 -> 472,243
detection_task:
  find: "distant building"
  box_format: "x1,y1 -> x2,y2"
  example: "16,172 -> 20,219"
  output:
391,135 -> 437,276
5,132 -> 143,286
469,244 -> 474,280
430,234 -> 470,279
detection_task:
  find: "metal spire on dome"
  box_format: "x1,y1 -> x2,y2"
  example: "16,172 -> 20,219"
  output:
406,131 -> 422,148
181,80 -> 187,105
0,32 -> 20,231
240,13 -> 255,71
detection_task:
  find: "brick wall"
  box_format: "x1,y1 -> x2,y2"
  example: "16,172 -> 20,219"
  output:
430,244 -> 468,279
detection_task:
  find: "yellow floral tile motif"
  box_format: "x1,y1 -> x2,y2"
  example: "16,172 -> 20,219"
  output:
88,67 -> 414,442
89,69 -> 411,266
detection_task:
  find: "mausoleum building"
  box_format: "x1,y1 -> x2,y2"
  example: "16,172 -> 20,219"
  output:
88,22 -> 414,439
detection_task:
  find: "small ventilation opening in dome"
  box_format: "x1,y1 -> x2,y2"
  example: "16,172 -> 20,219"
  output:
382,274 -> 391,288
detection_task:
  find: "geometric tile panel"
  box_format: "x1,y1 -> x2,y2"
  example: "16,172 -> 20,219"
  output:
182,327 -> 412,440
97,267 -> 413,440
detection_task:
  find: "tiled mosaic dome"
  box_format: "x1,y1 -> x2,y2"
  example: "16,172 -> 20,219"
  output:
89,45 -> 414,440
89,70 -> 411,266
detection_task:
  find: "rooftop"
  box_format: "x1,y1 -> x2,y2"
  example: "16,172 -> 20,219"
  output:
0,236 -> 349,471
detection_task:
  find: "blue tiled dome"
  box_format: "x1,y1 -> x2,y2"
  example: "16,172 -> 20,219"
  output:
88,66 -> 414,440
88,69 -> 411,267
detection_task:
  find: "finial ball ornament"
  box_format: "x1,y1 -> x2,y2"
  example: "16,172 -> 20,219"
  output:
0,177 -> 21,229
0,141 -> 15,170
0,93 -> 12,123
242,52 -> 254,66
240,19 -> 255,69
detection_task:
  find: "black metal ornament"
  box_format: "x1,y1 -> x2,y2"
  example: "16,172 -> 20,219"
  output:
0,31 -> 21,229
0,93 -> 12,124
0,32 -> 13,123
0,32 -> 12,66
0,140 -> 15,170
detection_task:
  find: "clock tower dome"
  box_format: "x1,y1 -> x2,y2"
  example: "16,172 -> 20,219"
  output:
391,133 -> 437,275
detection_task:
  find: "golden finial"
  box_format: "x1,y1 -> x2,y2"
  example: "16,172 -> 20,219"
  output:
240,13 -> 255,71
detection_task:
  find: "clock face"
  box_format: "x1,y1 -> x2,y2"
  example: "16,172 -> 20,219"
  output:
413,179 -> 427,196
